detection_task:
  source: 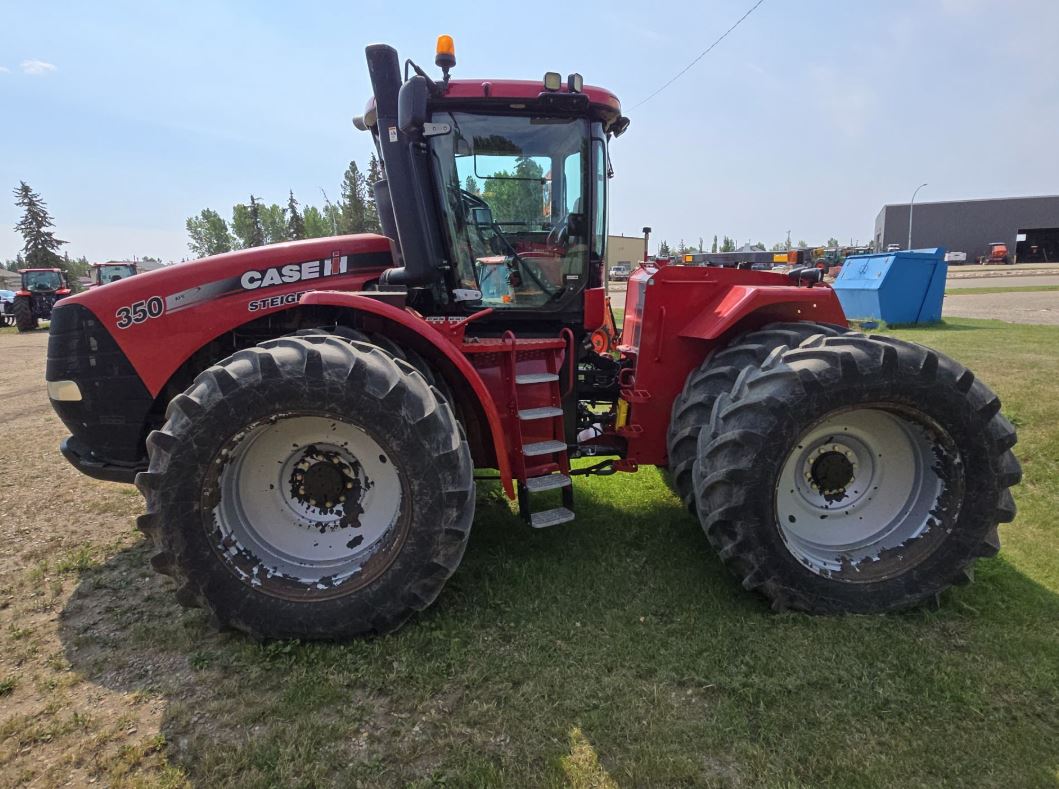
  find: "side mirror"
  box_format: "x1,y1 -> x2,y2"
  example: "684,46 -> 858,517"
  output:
398,75 -> 429,136
471,207 -> 493,226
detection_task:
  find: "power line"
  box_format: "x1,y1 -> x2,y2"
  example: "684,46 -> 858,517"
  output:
630,0 -> 768,110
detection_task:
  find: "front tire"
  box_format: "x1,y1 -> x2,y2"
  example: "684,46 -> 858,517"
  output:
12,297 -> 36,332
693,333 -> 1020,613
136,335 -> 475,640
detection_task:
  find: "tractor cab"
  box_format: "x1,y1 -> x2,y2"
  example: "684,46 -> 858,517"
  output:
21,268 -> 66,293
90,261 -> 137,287
354,40 -> 627,333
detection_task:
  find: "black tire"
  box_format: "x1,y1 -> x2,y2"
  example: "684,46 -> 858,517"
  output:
12,297 -> 36,332
693,332 -> 1020,613
136,335 -> 475,640
667,322 -> 849,512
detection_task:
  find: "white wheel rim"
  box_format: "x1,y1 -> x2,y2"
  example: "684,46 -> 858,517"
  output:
211,415 -> 405,593
775,407 -> 957,580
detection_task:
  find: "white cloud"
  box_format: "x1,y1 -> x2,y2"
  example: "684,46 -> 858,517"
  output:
20,59 -> 57,76
0,66 -> 10,74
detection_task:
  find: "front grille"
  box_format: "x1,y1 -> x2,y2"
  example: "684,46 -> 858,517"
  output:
47,303 -> 153,465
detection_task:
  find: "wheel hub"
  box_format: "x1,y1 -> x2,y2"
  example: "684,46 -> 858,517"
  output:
289,446 -> 359,510
806,446 -> 857,497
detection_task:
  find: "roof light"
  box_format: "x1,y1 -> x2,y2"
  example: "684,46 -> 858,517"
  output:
543,72 -> 562,91
567,73 -> 583,93
435,35 -> 456,71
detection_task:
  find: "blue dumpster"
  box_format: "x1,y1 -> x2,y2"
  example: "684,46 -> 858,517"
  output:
832,248 -> 948,325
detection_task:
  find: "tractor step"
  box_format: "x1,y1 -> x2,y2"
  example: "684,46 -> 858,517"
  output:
516,372 -> 559,385
518,406 -> 563,421
529,507 -> 576,529
525,473 -> 571,493
522,440 -> 567,457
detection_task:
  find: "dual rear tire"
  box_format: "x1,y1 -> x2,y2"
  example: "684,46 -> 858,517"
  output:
669,324 -> 1020,613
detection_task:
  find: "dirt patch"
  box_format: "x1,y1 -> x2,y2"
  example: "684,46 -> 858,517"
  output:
0,330 -> 179,786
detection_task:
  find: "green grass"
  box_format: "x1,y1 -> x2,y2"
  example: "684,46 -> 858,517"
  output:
8,317 -> 1058,787
946,285 -> 1059,296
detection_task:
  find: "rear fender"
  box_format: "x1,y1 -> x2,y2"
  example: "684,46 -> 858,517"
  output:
300,290 -> 515,497
678,285 -> 847,341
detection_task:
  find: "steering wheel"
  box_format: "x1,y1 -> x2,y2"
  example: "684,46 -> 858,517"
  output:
452,186 -> 561,298
547,215 -> 570,249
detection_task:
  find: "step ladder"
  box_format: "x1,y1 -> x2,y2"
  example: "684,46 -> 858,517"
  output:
505,337 -> 575,528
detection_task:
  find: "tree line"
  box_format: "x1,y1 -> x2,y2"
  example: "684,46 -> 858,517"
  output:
185,155 -> 383,258
655,233 -> 844,258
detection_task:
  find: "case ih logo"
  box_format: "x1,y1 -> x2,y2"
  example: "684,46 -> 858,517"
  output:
240,258 -> 350,291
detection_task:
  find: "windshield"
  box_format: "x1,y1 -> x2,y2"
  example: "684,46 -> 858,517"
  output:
97,264 -> 135,284
429,112 -> 592,309
23,271 -> 62,291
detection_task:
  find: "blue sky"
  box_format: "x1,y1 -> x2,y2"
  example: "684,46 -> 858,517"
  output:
2,0 -> 1056,261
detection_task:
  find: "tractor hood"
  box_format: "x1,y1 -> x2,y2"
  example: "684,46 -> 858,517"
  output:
55,234 -> 394,396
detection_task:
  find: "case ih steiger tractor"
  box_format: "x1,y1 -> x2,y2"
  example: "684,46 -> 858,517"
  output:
14,267 -> 71,332
46,40 -> 1020,640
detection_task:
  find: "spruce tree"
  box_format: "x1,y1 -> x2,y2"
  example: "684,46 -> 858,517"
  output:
287,190 -> 306,240
338,161 -> 367,234
364,154 -> 382,233
247,195 -> 266,247
13,181 -> 66,267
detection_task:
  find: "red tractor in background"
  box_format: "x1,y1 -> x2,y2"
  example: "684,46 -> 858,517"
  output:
985,242 -> 1011,265
13,267 -> 71,332
88,261 -> 139,288
46,39 -> 1020,640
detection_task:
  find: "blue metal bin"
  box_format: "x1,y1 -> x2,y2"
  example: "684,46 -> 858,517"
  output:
832,248 -> 948,325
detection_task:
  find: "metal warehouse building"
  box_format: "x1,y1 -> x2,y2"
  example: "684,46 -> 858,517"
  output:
875,195 -> 1059,263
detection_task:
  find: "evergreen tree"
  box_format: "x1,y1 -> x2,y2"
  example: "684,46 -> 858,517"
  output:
721,236 -> 736,252
338,161 -> 367,234
658,240 -> 671,257
13,181 -> 66,268
464,175 -> 480,195
232,196 -> 266,248
711,234 -> 718,253
287,190 -> 306,240
698,237 -> 704,253
364,154 -> 382,233
186,208 -> 234,257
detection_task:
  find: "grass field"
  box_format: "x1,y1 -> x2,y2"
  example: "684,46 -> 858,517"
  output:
2,318 -> 1057,787
945,285 -> 1059,296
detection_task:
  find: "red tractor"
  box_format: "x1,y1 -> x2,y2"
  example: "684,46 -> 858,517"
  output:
13,267 -> 71,332
88,261 -> 139,288
46,40 -> 1020,640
